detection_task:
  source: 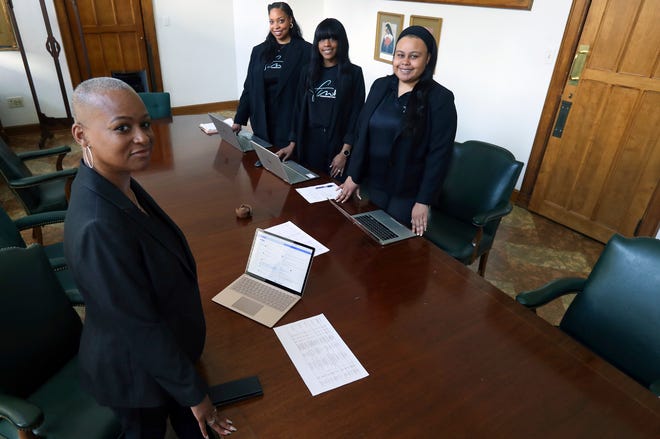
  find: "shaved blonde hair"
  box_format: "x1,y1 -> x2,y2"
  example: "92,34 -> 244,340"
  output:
72,77 -> 137,122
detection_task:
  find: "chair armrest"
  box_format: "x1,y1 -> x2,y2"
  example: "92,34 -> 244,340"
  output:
8,168 -> 77,188
0,393 -> 44,430
13,211 -> 67,232
49,256 -> 68,270
650,380 -> 660,397
16,145 -> 71,161
472,202 -> 513,227
515,277 -> 586,309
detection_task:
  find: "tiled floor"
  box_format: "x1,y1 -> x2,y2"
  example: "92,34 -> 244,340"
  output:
1,127 -> 605,326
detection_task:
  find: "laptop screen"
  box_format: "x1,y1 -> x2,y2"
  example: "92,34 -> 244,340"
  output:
246,229 -> 315,294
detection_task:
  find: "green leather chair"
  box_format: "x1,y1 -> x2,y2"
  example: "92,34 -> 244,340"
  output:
0,137 -> 77,217
516,234 -> 660,396
0,245 -> 121,439
0,206 -> 82,305
138,92 -> 172,120
424,140 -> 523,276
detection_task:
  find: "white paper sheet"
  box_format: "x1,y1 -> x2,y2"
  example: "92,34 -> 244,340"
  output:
295,182 -> 340,203
274,314 -> 369,396
266,221 -> 329,256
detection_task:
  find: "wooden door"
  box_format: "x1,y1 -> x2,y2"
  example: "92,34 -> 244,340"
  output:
55,0 -> 162,90
529,0 -> 660,243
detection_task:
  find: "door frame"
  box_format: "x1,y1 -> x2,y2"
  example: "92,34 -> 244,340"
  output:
52,0 -> 163,91
517,0 -> 658,237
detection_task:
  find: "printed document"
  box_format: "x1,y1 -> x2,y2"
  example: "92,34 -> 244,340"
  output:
296,182 -> 340,203
274,314 -> 369,396
266,221 -> 329,256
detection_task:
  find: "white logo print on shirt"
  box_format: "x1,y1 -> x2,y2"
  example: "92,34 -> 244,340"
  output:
265,54 -> 283,71
312,79 -> 336,102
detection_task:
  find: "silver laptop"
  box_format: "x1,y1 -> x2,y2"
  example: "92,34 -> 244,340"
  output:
251,137 -> 319,184
208,113 -> 254,152
329,199 -> 417,246
212,228 -> 315,328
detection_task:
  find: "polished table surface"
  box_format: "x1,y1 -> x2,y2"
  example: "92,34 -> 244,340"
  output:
135,116 -> 660,437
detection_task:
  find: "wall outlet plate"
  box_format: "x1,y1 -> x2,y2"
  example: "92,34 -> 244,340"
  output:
7,97 -> 24,108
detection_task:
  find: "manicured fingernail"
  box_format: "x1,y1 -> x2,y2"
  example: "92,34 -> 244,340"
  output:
225,419 -> 233,424
229,426 -> 237,432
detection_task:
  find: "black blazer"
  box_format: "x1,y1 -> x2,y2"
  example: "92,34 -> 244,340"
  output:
348,75 -> 457,206
234,38 -> 312,145
292,63 -> 365,166
64,163 -> 207,408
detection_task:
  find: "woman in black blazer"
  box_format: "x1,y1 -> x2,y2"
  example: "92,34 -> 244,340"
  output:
337,26 -> 457,235
276,18 -> 365,180
65,78 -> 235,439
232,2 -> 311,148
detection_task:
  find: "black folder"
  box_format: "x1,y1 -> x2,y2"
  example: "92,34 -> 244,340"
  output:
209,375 -> 263,407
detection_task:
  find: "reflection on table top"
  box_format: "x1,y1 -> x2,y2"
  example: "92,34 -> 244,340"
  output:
135,115 -> 660,437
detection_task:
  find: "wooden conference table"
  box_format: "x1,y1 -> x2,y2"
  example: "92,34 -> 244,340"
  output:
135,116 -> 660,437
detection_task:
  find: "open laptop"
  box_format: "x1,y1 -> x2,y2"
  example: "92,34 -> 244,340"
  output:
329,199 -> 417,246
212,228 -> 315,327
208,113 -> 254,152
251,137 -> 319,184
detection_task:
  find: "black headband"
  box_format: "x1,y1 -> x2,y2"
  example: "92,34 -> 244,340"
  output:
398,25 -> 436,54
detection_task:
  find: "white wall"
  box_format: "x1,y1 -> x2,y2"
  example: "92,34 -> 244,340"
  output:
1,0 -> 573,189
153,0 -> 238,107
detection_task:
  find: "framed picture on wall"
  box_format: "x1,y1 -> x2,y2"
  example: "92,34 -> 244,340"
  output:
409,15 -> 443,49
374,11 -> 404,64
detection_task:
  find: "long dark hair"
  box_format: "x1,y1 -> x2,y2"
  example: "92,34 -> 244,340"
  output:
262,2 -> 303,63
397,26 -> 438,144
307,18 -> 350,90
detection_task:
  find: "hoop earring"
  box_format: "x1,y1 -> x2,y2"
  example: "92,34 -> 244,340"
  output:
290,23 -> 293,28
82,146 -> 95,169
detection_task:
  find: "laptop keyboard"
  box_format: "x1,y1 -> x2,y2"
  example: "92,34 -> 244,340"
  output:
355,214 -> 398,241
233,276 -> 296,312
286,161 -> 313,175
284,166 -> 304,183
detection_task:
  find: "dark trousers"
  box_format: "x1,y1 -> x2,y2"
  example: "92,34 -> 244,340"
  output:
111,399 -> 211,439
368,186 -> 415,226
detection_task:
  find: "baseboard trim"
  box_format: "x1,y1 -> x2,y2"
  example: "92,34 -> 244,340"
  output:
172,100 -> 239,116
511,189 -> 521,205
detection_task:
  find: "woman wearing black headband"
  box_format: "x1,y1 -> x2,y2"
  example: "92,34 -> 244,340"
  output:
337,26 -> 457,236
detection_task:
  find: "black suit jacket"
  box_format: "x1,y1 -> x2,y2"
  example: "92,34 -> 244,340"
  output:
64,163 -> 207,408
348,75 -> 457,207
291,63 -> 365,167
234,38 -> 311,145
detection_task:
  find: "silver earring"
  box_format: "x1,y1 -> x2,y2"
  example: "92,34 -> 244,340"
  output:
83,146 -> 95,169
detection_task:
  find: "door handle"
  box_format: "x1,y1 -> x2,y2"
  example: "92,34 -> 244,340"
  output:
569,44 -> 590,84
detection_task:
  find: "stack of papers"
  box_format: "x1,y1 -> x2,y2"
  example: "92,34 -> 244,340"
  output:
199,123 -> 217,135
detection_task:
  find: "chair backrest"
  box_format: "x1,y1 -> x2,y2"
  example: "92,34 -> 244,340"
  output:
436,141 -> 522,230
138,92 -> 172,119
0,245 -> 82,397
560,234 -> 660,388
0,137 -> 42,210
0,206 -> 26,249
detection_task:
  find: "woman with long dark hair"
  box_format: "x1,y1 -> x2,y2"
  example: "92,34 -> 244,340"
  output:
232,2 -> 311,149
336,26 -> 457,235
276,18 -> 365,179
